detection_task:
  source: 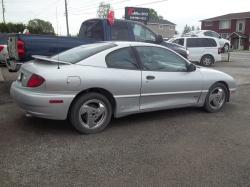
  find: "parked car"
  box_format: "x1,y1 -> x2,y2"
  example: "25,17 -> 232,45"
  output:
11,41 -> 236,134
0,33 -> 9,64
7,19 -> 188,72
170,37 -> 222,66
184,30 -> 231,51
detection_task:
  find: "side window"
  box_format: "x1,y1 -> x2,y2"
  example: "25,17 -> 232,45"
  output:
106,47 -> 138,70
172,39 -> 184,46
132,23 -> 156,42
211,31 -> 220,38
204,31 -> 213,37
187,38 -> 200,47
79,20 -> 104,40
111,22 -> 130,41
202,38 -> 217,47
136,46 -> 187,72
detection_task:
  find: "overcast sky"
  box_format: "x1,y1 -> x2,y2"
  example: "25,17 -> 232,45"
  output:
3,0 -> 250,35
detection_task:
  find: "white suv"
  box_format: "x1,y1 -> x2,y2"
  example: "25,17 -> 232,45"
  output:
184,30 -> 231,51
170,37 -> 222,66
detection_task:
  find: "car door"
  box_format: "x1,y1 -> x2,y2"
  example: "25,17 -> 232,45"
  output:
105,47 -> 141,116
135,46 -> 202,111
186,38 -> 205,62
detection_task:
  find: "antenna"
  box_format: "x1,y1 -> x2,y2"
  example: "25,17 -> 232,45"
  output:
56,6 -> 60,69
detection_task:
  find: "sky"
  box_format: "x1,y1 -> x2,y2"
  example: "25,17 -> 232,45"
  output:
3,0 -> 250,36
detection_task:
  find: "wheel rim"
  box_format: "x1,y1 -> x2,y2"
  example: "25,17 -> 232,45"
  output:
208,87 -> 225,110
202,57 -> 212,66
78,99 -> 107,130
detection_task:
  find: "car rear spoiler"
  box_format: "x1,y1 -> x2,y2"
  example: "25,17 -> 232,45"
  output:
32,55 -> 71,65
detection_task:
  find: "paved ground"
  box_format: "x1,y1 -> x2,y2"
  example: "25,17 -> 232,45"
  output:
0,51 -> 250,186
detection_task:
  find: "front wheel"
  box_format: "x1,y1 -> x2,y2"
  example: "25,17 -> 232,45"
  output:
69,92 -> 112,134
204,83 -> 228,113
200,55 -> 214,66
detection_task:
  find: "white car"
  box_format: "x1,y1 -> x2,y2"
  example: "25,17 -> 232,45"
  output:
170,37 -> 222,66
184,30 -> 231,51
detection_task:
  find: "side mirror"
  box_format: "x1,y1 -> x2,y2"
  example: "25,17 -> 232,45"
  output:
187,63 -> 196,72
155,35 -> 163,43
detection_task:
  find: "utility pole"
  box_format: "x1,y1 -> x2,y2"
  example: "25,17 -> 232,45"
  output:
64,0 -> 69,36
1,0 -> 5,23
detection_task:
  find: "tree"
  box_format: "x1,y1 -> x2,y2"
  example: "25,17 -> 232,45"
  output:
0,22 -> 26,33
182,24 -> 191,35
97,2 -> 111,18
27,19 -> 55,35
149,8 -> 163,20
191,25 -> 195,31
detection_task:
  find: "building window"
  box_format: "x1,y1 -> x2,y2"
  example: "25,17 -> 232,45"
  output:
170,26 -> 174,30
159,25 -> 164,30
239,23 -> 243,31
219,20 -> 231,29
204,22 -> 213,27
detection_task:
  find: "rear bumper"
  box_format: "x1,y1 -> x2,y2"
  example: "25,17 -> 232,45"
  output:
10,81 -> 75,120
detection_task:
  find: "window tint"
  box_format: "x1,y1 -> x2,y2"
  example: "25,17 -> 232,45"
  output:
106,47 -> 138,70
132,23 -> 156,42
136,46 -> 187,72
111,22 -> 130,41
51,43 -> 116,64
187,38 -> 217,47
79,20 -> 104,40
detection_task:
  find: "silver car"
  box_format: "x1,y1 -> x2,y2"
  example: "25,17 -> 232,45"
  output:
11,42 -> 236,134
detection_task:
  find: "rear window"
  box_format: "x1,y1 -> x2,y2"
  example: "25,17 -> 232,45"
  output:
51,43 -> 116,64
187,38 -> 217,47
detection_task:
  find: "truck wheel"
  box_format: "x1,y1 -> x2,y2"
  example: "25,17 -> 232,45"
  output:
204,82 -> 228,113
69,92 -> 112,134
200,55 -> 214,66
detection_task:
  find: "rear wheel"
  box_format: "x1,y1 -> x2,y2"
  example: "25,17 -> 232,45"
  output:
200,55 -> 214,66
204,83 -> 228,113
69,92 -> 112,134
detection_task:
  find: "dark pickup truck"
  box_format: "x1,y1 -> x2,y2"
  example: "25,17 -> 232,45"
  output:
7,18 -> 189,71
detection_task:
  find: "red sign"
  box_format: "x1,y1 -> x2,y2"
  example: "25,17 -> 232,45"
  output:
107,10 -> 115,25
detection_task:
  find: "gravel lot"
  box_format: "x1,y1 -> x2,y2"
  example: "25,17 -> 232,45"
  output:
0,52 -> 250,186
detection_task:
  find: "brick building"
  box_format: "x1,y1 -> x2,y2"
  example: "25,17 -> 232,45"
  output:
201,12 -> 250,50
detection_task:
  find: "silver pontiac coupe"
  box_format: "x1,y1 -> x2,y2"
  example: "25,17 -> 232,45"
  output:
11,42 -> 236,134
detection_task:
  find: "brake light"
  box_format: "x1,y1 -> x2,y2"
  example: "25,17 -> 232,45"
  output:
0,45 -> 4,52
27,74 -> 45,88
17,39 -> 25,59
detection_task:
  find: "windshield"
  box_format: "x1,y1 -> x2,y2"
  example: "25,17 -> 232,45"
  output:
51,43 -> 116,64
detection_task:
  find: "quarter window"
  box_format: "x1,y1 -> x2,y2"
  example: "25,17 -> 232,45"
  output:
106,47 -> 138,70
136,46 -> 187,72
132,23 -> 156,42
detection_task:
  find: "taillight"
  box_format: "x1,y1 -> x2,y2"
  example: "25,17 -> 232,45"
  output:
27,74 -> 45,88
17,39 -> 25,59
0,45 -> 4,52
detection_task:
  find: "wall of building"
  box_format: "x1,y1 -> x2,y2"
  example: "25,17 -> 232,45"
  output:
147,24 -> 175,38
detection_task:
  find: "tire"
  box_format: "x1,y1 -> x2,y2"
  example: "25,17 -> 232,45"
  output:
200,55 -> 214,67
224,43 -> 230,52
69,92 -> 112,134
204,83 -> 228,113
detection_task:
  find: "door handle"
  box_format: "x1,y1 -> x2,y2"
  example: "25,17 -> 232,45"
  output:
146,75 -> 155,80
